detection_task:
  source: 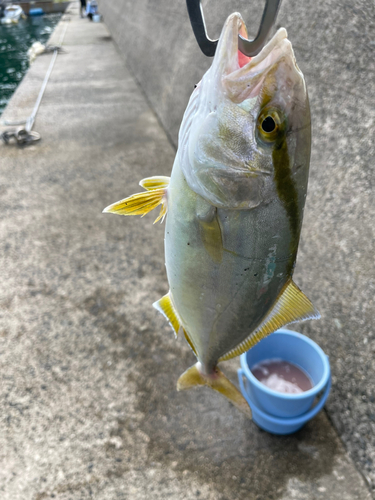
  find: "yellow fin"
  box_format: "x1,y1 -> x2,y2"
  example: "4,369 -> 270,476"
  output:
177,363 -> 252,419
153,292 -> 182,338
103,187 -> 167,223
183,329 -> 197,356
219,280 -> 320,362
198,212 -> 223,264
139,176 -> 170,191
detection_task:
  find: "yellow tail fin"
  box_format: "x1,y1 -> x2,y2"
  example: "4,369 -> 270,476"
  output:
177,363 -> 252,419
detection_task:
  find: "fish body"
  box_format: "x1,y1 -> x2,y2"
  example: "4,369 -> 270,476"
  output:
166,160 -> 294,371
104,13 -> 319,417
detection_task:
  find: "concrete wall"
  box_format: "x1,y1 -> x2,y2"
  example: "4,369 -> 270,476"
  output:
98,0 -> 375,488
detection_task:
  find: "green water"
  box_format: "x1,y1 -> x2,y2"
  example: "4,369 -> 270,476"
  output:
0,13 -> 61,116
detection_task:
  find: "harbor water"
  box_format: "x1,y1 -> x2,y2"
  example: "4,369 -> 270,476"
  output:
0,13 -> 61,116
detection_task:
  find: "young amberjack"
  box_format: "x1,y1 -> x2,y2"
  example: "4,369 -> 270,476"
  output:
103,13 -> 319,419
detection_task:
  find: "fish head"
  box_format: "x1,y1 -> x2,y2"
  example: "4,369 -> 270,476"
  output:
179,13 -> 311,210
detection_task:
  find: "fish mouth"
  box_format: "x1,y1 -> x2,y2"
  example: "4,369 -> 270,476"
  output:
216,12 -> 292,72
212,13 -> 301,103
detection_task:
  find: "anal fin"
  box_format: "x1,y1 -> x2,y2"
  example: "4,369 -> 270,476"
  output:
153,292 -> 182,338
177,363 -> 252,419
219,280 -> 320,362
183,329 -> 197,356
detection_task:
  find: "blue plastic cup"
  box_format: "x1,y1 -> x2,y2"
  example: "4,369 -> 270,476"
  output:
238,328 -> 331,435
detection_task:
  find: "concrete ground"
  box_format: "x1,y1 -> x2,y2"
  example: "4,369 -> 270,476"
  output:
0,3 -> 372,500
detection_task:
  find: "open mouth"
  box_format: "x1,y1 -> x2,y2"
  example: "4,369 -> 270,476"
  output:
234,26 -> 291,76
210,13 -> 299,103
237,22 -> 252,68
211,12 -> 292,77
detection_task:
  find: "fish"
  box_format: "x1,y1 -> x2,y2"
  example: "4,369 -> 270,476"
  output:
103,13 -> 320,418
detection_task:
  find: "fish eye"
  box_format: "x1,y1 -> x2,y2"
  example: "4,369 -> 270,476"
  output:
261,116 -> 276,133
257,107 -> 285,144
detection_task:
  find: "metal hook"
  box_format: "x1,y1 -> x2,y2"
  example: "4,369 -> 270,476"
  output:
186,0 -> 282,57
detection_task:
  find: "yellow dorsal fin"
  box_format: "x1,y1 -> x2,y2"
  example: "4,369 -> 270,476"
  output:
219,280 -> 320,362
103,186 -> 167,223
139,176 -> 170,191
153,292 -> 182,338
177,363 -> 252,419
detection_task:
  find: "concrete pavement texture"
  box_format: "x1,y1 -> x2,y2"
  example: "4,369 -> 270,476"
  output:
0,2 -> 372,500
98,0 -> 375,492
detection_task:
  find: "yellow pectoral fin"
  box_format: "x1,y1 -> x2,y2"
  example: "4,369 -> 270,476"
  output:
177,363 -> 252,419
199,215 -> 223,264
103,187 -> 167,223
139,176 -> 170,191
219,280 -> 320,362
153,292 -> 182,338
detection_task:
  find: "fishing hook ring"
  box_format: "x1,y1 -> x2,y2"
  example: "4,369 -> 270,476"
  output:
186,0 -> 282,57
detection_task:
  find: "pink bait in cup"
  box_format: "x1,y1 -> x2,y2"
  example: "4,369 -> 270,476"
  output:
251,359 -> 313,394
